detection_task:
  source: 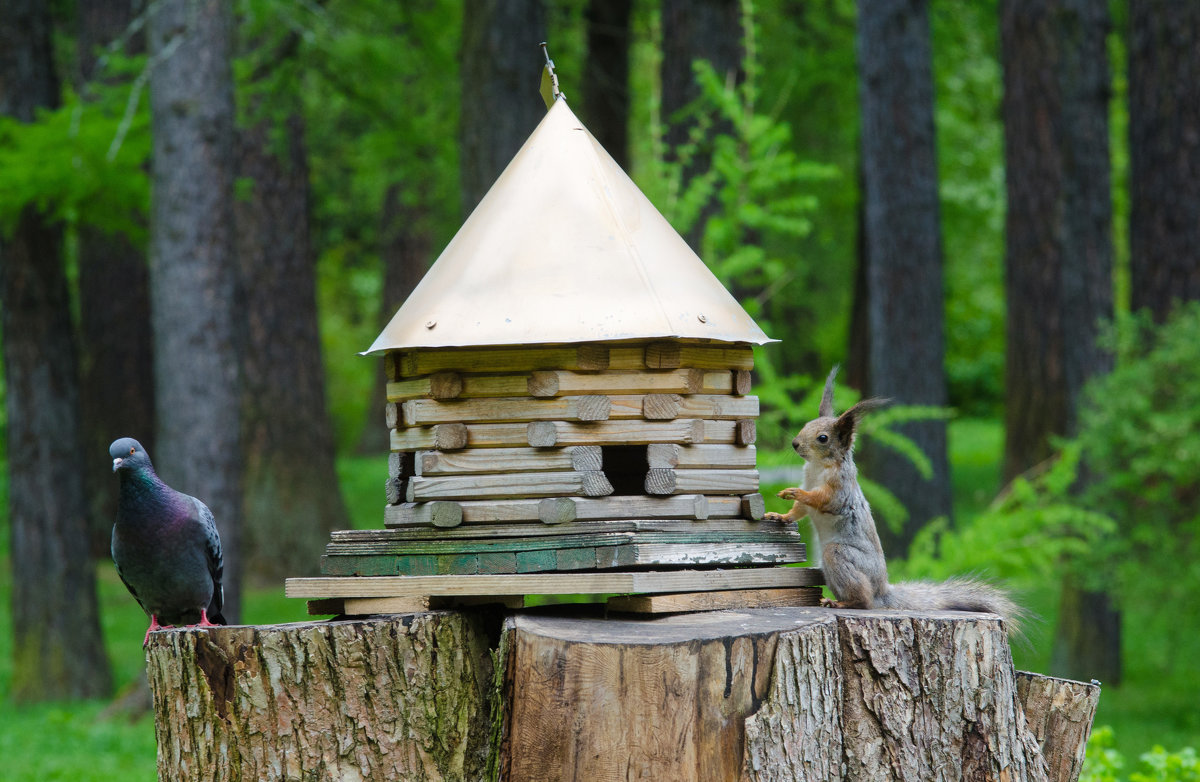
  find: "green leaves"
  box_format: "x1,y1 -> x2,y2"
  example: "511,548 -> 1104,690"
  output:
0,63 -> 150,241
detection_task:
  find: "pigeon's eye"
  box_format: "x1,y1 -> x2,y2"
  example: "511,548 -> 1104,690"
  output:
129,447 -> 136,455
817,434 -> 829,444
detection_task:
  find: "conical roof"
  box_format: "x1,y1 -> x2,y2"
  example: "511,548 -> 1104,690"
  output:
365,98 -> 774,355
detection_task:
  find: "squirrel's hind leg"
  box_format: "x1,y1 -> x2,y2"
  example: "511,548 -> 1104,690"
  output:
819,542 -> 876,609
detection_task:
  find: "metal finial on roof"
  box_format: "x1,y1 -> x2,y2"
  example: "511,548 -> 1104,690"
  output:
539,42 -> 563,109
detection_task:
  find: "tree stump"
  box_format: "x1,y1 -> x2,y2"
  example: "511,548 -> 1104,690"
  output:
147,614 -> 495,781
148,607 -> 1097,782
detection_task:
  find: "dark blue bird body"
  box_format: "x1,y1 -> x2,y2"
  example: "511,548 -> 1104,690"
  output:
109,437 -> 225,641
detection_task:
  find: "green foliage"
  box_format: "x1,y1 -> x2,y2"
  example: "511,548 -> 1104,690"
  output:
894,442 -> 1116,583
0,53 -> 150,241
1082,727 -> 1200,782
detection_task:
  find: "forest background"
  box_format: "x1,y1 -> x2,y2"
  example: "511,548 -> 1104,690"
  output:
2,0 -> 1199,779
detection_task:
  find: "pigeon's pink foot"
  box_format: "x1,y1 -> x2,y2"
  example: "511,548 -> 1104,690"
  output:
143,615 -> 165,647
197,609 -> 220,629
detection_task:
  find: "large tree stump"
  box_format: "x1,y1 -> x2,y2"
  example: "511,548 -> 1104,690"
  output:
147,614 -> 495,781
149,607 -> 1096,782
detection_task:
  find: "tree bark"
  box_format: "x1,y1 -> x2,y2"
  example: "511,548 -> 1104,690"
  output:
356,188 -> 435,455
1015,671 -> 1102,782
147,614 -> 495,781
148,0 -> 243,621
1128,0 -> 1200,320
999,0 -> 1115,484
0,0 -> 114,702
76,0 -> 155,557
235,101 -> 350,582
151,607 -> 1099,781
582,0 -> 632,171
854,0 -> 952,551
458,0 -> 547,218
660,0 -> 743,253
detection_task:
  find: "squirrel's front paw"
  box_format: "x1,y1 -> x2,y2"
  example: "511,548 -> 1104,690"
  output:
763,512 -> 790,523
777,487 -> 799,500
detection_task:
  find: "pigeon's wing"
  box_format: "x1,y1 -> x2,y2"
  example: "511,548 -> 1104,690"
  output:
190,496 -> 225,621
114,562 -> 149,616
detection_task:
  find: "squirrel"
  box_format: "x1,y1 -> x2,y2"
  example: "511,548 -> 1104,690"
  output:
764,366 -> 1022,632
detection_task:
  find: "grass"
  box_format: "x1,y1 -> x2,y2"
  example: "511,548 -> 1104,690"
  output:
1,423 -> 1197,777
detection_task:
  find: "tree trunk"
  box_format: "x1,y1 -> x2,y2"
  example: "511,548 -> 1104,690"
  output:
0,0 -> 114,702
1000,0 -> 1120,687
999,0 -> 1115,484
76,0 -> 155,557
459,0 -> 547,218
148,0 -> 243,621
1016,671 -> 1102,782
582,0 -> 632,171
1128,0 -> 1200,319
854,0 -> 952,551
147,614 -> 495,781
356,188 -> 436,455
660,0 -> 743,253
235,104 -> 350,582
150,608 -> 1100,780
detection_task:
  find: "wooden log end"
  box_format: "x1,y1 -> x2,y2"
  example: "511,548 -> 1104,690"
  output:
429,501 -> 464,528
734,370 -> 752,396
576,395 -> 612,422
735,419 -> 757,446
643,393 -> 683,420
646,442 -> 681,468
527,421 -> 559,447
645,468 -> 677,495
581,471 -> 615,497
692,494 -> 710,520
570,445 -> 604,471
429,371 -> 464,400
683,368 -> 705,394
385,402 -> 401,429
528,370 -> 559,397
741,493 -> 766,520
385,477 -> 405,506
538,496 -> 578,524
384,351 -> 402,381
433,423 -> 469,450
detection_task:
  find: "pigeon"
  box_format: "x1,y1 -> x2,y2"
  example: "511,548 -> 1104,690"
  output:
109,437 -> 226,646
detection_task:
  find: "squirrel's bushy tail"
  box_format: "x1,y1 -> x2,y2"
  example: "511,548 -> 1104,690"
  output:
878,577 -> 1025,635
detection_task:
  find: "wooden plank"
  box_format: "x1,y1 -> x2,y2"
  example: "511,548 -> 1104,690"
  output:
416,446 -> 602,476
396,345 -> 610,377
402,394 -> 612,426
606,587 -> 821,614
406,470 -> 614,501
640,394 -> 760,421
338,518 -> 793,542
390,423 -> 470,451
326,530 -> 803,555
285,568 -> 825,598
387,373 -> 529,402
644,342 -> 755,370
644,469 -> 760,496
384,502 -> 464,528
527,369 -> 733,397
384,494 -> 737,527
646,443 -> 757,469
605,542 -> 805,567
527,419 -> 707,447
308,596 -> 433,615
385,371 -> 466,402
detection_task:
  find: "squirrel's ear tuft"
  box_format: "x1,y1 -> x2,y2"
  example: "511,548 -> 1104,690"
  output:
819,365 -> 840,418
833,397 -> 891,448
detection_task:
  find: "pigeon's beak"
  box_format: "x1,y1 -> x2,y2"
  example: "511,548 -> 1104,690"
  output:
112,457 -> 123,472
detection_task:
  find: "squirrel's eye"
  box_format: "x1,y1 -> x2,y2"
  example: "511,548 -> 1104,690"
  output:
817,434 -> 829,444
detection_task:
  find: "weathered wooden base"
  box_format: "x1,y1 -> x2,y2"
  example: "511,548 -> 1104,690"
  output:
148,608 -> 1099,782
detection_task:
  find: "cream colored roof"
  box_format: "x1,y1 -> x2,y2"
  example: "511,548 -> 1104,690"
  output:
365,98 -> 774,354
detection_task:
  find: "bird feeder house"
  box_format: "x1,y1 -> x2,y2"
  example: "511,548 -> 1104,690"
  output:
287,96 -> 823,614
